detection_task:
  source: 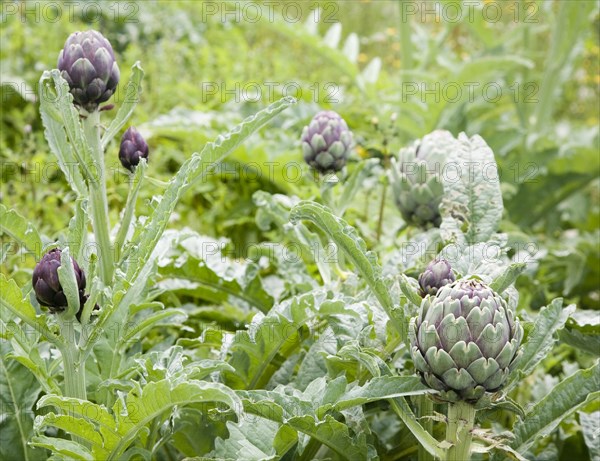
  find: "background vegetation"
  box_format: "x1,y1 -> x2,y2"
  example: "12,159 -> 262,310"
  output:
1,1 -> 599,460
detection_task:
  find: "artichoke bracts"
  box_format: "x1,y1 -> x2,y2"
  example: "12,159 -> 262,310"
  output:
418,258 -> 456,297
301,111 -> 353,173
409,279 -> 523,403
389,130 -> 456,228
119,127 -> 149,172
32,248 -> 86,314
57,30 -> 120,111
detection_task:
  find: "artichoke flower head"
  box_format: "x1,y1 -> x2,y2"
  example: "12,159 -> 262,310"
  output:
301,110 -> 354,173
389,130 -> 457,228
57,30 -> 120,112
409,279 -> 523,403
32,248 -> 86,314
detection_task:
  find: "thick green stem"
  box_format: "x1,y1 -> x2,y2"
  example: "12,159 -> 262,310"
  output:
83,111 -> 114,284
417,395 -> 434,461
390,397 -> 444,460
445,401 -> 476,461
58,319 -> 87,445
114,161 -> 146,260
58,320 -> 87,400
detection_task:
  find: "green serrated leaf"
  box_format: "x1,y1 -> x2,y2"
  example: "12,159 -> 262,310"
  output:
559,310 -> 600,356
157,235 -> 273,313
331,376 -> 432,413
288,414 -> 368,461
35,413 -> 107,458
39,70 -> 97,183
38,73 -> 87,197
0,204 -> 43,260
67,199 -> 88,264
289,201 -> 405,339
0,342 -> 45,461
30,435 -> 93,460
0,274 -> 58,343
101,62 -> 144,149
57,247 -> 81,320
399,274 -> 423,307
118,97 -> 295,306
38,379 -> 242,460
223,294 -> 312,389
579,411 -> 600,461
507,299 -> 574,389
490,263 -> 527,294
511,363 -> 600,454
440,133 -> 503,245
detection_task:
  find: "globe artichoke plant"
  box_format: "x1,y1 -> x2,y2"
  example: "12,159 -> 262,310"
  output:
301,110 -> 353,173
32,248 -> 86,315
389,130 -> 457,228
119,126 -> 149,172
57,30 -> 120,112
418,258 -> 456,297
409,279 -> 523,404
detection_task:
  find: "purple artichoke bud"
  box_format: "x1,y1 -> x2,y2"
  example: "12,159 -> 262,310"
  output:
119,127 -> 149,172
57,30 -> 120,112
409,279 -> 523,403
418,258 -> 456,297
301,111 -> 353,173
32,248 -> 86,314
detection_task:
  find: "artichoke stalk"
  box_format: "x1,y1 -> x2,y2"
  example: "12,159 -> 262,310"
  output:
57,30 -> 120,112
409,279 -> 523,404
301,110 -> 354,173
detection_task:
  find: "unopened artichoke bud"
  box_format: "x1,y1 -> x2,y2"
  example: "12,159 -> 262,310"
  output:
119,127 -> 149,172
409,279 -> 523,403
301,111 -> 353,173
57,30 -> 120,111
389,130 -> 457,228
418,258 -> 456,297
32,248 -> 86,314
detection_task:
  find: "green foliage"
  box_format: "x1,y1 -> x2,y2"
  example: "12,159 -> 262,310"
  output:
1,2 -> 599,460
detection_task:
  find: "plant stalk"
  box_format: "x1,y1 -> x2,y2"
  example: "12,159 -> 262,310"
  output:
58,319 -> 87,401
390,397 -> 444,460
417,395 -> 434,461
445,401 -> 476,461
58,318 -> 87,446
82,110 -> 114,284
114,161 -> 146,259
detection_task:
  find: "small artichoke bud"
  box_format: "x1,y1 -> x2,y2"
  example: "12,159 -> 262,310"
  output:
57,30 -> 120,112
32,248 -> 86,314
409,279 -> 523,403
119,127 -> 149,172
301,111 -> 353,173
418,258 -> 456,297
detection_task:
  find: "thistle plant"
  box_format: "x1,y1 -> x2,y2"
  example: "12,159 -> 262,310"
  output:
0,27 -> 296,460
301,110 -> 353,174
409,279 -> 523,459
119,126 -> 149,172
1,18 -> 596,461
418,258 -> 456,297
32,248 -> 86,315
388,130 -> 457,228
57,30 -> 120,112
